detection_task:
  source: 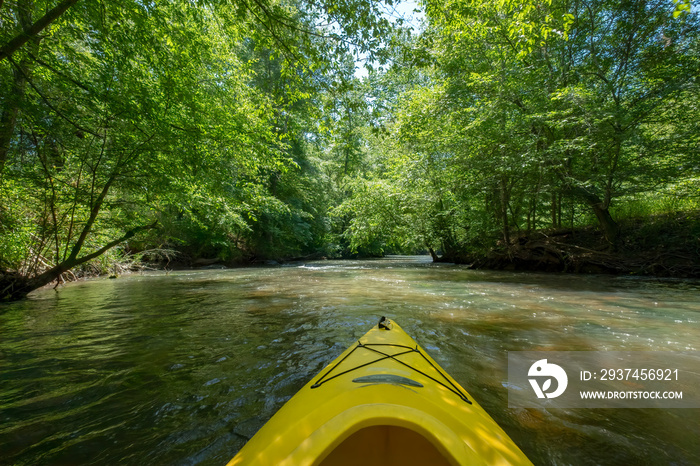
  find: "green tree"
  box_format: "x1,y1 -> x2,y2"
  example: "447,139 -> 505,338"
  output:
0,1 -> 285,300
0,0 -> 404,300
406,0 -> 700,249
343,0 -> 699,262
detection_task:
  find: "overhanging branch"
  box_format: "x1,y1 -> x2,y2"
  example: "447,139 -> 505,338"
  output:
0,0 -> 80,63
70,221 -> 159,266
28,220 -> 159,289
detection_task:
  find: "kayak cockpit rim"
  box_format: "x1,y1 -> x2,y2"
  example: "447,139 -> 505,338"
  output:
298,404 -> 464,466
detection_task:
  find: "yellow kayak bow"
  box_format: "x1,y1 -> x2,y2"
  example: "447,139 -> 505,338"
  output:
228,318 -> 532,466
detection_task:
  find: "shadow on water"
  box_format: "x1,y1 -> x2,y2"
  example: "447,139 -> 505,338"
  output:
1,257 -> 699,465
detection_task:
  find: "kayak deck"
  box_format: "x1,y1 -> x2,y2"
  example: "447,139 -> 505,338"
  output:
310,338 -> 472,404
228,318 -> 532,465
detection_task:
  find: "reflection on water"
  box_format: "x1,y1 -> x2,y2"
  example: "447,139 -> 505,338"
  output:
1,256 -> 699,465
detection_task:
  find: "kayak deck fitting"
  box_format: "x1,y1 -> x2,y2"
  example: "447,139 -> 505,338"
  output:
228,317 -> 532,465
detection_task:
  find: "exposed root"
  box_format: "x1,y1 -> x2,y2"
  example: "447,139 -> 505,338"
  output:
468,212 -> 700,278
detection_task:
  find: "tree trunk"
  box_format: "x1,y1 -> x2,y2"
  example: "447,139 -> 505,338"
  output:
568,186 -> 620,244
499,177 -> 511,245
0,68 -> 22,172
427,247 -> 439,262
590,202 -> 619,245
0,1 -> 39,173
557,192 -> 562,228
1,222 -> 157,302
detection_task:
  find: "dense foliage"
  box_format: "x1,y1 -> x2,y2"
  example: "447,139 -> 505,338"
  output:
1,0 -> 698,300
339,0 -> 700,261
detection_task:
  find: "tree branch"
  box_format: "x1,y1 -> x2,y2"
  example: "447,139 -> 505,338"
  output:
26,221 -> 158,291
8,56 -> 100,137
0,0 -> 80,62
31,53 -> 93,92
69,221 -> 159,266
67,174 -> 115,262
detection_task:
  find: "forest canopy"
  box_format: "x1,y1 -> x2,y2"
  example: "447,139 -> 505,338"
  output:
1,0 -> 699,300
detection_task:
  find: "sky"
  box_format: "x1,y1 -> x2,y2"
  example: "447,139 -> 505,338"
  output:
353,0 -> 425,78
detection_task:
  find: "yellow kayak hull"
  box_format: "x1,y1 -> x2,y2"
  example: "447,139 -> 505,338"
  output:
228,319 -> 532,465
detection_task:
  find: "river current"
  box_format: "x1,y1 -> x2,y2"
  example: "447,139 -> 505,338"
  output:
1,256 -> 699,465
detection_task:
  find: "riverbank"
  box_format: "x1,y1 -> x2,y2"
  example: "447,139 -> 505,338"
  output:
8,211 -> 698,302
466,211 -> 700,278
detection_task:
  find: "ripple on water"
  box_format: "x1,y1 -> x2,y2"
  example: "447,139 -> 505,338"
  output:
1,258 -> 699,465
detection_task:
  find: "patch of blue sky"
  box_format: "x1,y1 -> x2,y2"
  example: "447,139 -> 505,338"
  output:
354,0 -> 425,78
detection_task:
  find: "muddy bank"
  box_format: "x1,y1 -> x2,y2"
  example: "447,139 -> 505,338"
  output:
463,212 -> 700,278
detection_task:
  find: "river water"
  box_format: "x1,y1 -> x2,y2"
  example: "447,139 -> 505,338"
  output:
1,256 -> 699,465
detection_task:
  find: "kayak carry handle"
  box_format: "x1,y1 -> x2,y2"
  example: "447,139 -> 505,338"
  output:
378,316 -> 393,330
